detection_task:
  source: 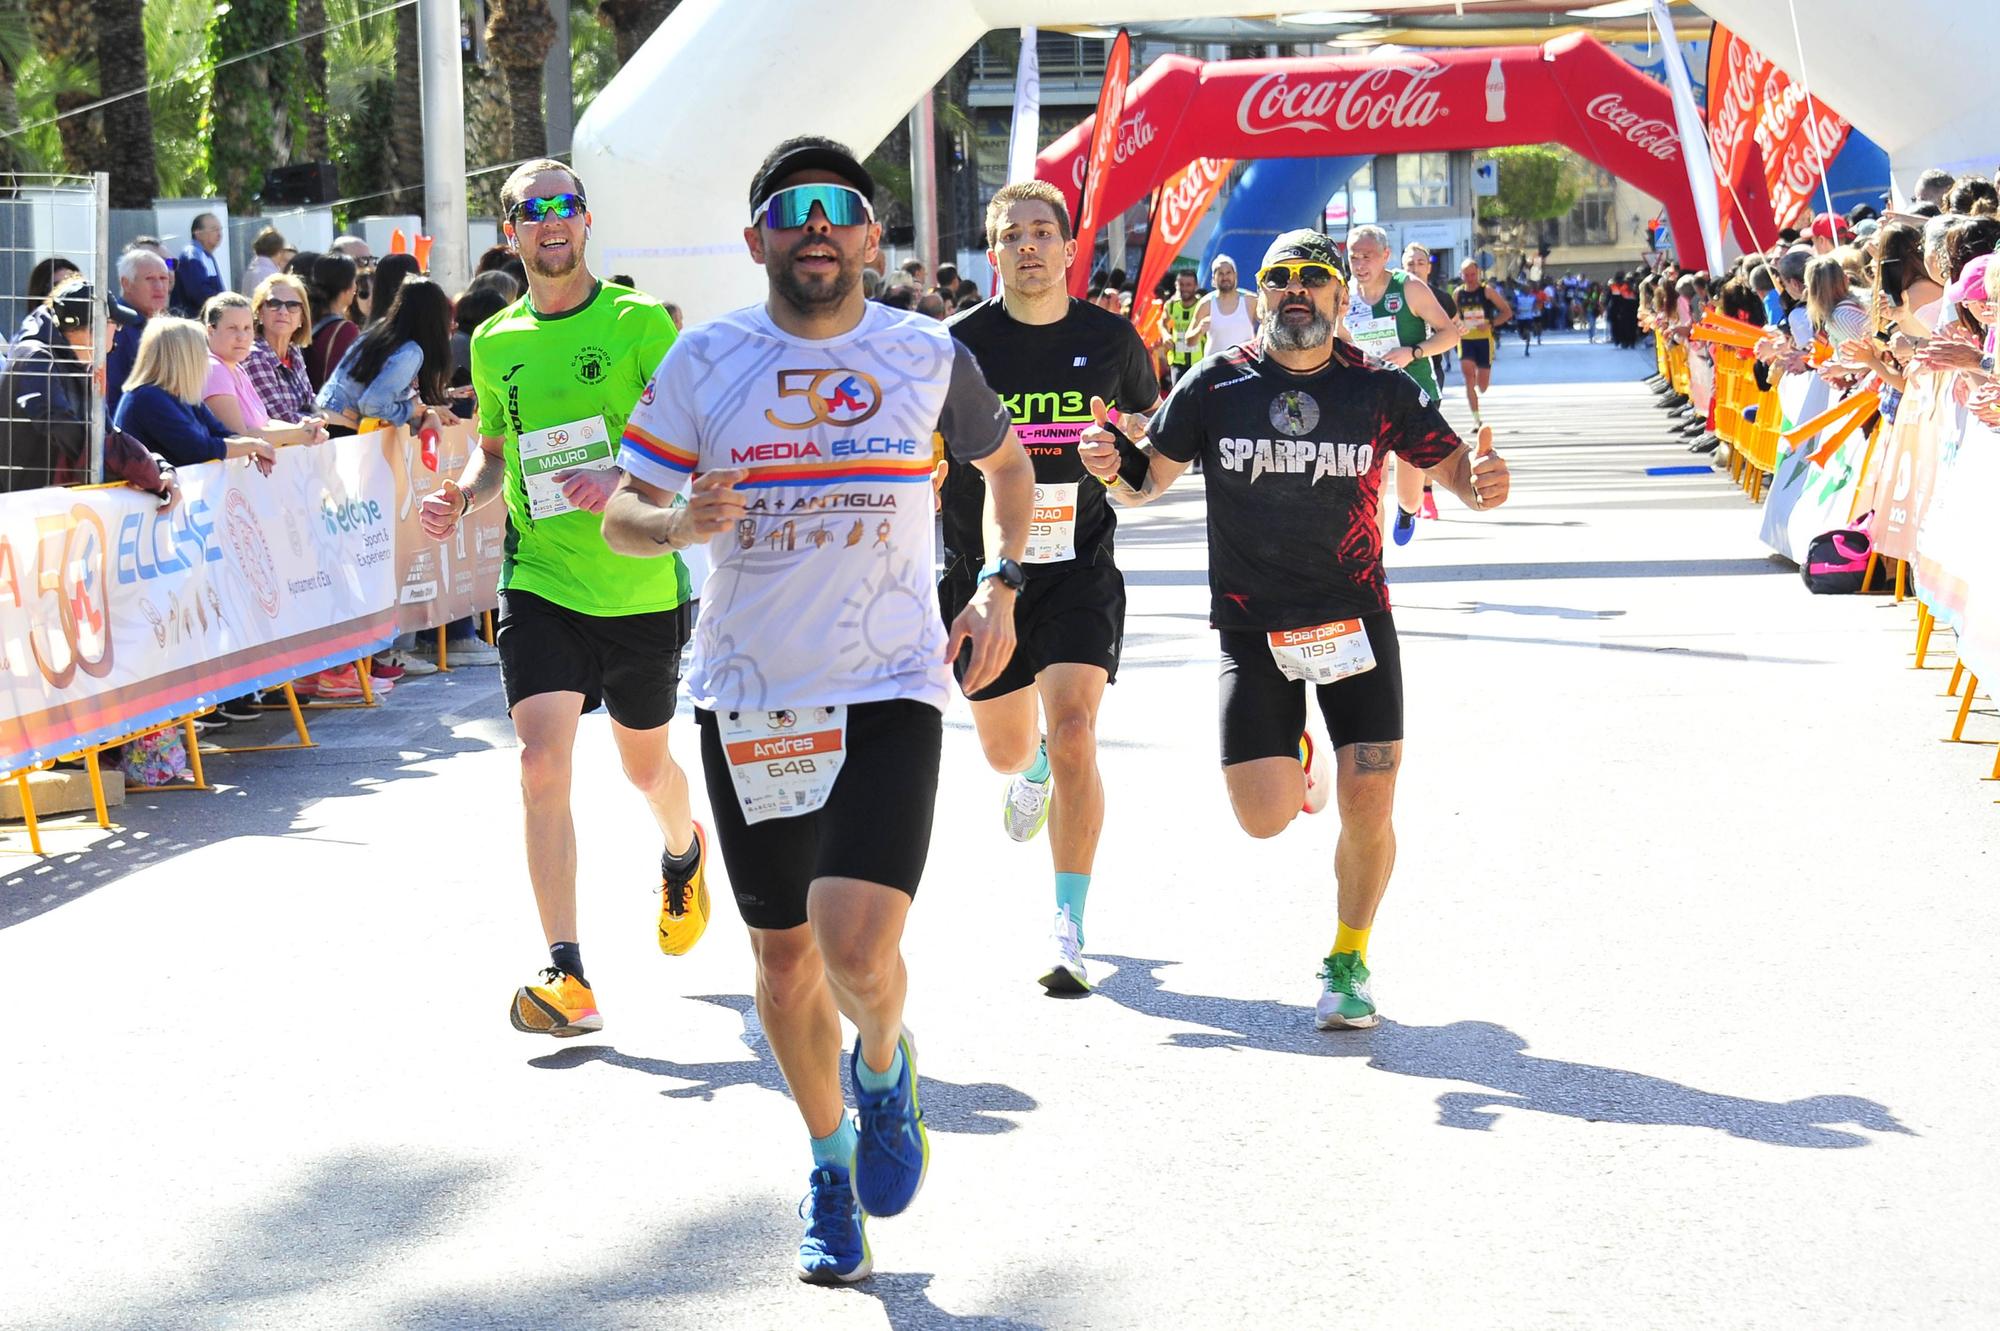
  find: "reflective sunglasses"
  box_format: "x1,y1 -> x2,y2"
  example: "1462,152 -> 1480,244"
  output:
754,183 -> 873,230
513,193 -> 587,224
1257,263 -> 1341,291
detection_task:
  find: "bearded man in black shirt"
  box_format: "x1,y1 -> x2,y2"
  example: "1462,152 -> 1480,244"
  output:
1083,229 -> 1510,1031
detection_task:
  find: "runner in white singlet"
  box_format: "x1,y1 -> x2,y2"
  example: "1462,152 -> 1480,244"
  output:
1190,254 -> 1259,358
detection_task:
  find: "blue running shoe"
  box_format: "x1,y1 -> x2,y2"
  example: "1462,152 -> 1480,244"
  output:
1391,506 -> 1419,547
850,1030 -> 929,1217
797,1162 -> 871,1285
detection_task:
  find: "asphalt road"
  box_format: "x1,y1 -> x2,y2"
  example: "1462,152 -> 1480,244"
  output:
3,331 -> 1993,1330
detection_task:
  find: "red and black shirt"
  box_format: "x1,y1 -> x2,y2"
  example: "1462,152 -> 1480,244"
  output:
1148,339 -> 1462,631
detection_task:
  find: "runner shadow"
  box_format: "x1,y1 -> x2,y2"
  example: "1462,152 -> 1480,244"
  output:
529,994 -> 1037,1135
1090,956 -> 1911,1149
853,1272 -> 1047,1329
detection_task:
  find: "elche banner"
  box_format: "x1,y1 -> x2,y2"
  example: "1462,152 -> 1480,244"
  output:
0,436 -> 399,773
1865,372 -> 1952,563
1757,372 -> 1868,563
1036,34 -> 1707,269
387,423 -> 506,635
1705,24 -> 1851,240
1068,27 -> 1131,299
1131,156 -> 1233,338
0,427 -> 505,775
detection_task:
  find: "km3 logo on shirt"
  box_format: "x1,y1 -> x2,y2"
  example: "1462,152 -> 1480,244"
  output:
1218,436 -> 1377,483
764,368 -> 883,429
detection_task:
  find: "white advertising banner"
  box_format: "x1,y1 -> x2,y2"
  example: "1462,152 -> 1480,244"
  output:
0,435 -> 398,773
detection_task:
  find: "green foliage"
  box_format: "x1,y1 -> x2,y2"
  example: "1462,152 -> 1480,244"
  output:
147,0 -> 213,196
1477,145 -> 1584,224
200,0 -> 302,213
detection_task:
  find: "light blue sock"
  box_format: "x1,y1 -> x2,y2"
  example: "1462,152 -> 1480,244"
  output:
854,1042 -> 904,1094
1055,872 -> 1090,943
1022,740 -> 1051,785
810,1117 -> 858,1171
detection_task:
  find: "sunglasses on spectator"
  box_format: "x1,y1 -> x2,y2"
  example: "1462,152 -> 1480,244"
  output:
264,298 -> 304,311
513,193 -> 587,224
753,184 -> 874,230
1257,263 -> 1341,290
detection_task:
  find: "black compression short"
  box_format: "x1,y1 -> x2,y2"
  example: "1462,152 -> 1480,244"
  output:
696,700 -> 942,931
1217,611 -> 1403,765
496,589 -> 688,730
1460,338 -> 1491,369
940,558 -> 1124,700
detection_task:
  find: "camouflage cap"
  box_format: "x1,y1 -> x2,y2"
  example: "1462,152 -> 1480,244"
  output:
1262,229 -> 1345,278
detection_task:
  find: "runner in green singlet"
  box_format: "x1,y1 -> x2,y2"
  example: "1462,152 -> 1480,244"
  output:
1338,226 -> 1460,547
1160,269 -> 1202,389
417,158 -> 710,1040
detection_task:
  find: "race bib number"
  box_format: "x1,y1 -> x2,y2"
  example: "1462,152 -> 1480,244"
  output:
1267,620 -> 1377,685
1459,311 -> 1488,333
518,414 -> 613,520
1025,482 -> 1080,564
719,707 -> 846,824
1347,315 -> 1401,359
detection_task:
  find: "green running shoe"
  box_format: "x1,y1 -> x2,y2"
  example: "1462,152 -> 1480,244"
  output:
1315,951 -> 1378,1030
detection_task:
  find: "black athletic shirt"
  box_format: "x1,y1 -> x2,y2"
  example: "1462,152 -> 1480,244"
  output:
939,296 -> 1159,576
1148,339 -> 1461,631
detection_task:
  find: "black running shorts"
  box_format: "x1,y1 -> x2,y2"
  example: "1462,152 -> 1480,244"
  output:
496,588 -> 688,730
940,558 -> 1124,701
1217,611 -> 1404,765
696,699 -> 942,931
1460,338 -> 1492,369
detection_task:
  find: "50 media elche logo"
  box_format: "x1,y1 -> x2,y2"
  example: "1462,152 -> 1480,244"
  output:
764,369 -> 884,429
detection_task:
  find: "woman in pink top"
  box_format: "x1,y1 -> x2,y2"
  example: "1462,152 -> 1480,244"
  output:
200,292 -> 326,446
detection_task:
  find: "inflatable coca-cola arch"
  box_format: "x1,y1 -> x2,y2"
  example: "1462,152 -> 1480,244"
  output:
1036,32 -> 1725,272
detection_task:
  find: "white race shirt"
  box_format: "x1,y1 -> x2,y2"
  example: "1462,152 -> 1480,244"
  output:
619,301 -> 1009,714
1203,290 -> 1259,357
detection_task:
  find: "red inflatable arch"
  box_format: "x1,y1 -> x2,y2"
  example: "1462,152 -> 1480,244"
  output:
1036,32 -> 1725,272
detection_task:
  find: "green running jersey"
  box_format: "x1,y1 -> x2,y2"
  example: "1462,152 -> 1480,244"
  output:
1346,270 -> 1439,399
471,281 -> 688,615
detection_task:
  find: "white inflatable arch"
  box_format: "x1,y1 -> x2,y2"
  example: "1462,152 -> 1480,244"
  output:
575,1 -> 1381,321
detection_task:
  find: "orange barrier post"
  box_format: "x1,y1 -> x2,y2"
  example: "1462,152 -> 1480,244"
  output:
1950,673 -> 1981,742
11,772 -> 42,855
1947,660 -> 1965,697
1915,605 -> 1936,667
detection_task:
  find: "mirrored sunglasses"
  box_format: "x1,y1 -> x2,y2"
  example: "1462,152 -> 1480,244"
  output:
514,193 -> 587,224
1257,263 -> 1340,291
754,184 -> 873,230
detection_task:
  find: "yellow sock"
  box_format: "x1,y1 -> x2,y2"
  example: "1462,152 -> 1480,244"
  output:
1333,921 -> 1371,962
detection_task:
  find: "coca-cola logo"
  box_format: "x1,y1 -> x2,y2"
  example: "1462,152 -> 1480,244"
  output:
1071,109 -> 1158,190
1156,158 -> 1230,243
1585,93 -> 1679,162
1235,64 -> 1448,137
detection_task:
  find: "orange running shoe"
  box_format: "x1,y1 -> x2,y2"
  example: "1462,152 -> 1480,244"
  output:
510,967 -> 602,1037
658,822 -> 711,956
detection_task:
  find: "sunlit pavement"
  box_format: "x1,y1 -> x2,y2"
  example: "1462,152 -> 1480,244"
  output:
4,331 -> 1993,1330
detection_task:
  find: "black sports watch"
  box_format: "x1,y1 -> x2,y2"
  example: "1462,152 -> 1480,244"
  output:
978,557 -> 1026,592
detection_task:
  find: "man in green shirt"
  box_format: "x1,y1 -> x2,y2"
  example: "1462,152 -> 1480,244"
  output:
418,159 -> 709,1037
1339,225 -> 1462,547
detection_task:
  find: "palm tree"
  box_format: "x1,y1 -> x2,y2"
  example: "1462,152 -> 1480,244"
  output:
91,0 -> 155,207
0,0 -> 35,173
596,0 -> 680,68
298,0 -> 329,162
388,0 -> 423,210
200,0 -> 298,212
26,0 -> 100,172
486,0 -> 553,158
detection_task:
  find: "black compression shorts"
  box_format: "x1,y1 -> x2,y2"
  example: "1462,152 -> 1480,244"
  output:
1217,611 -> 1404,765
940,558 -> 1124,700
1460,338 -> 1491,369
696,700 -> 942,931
496,589 -> 688,730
